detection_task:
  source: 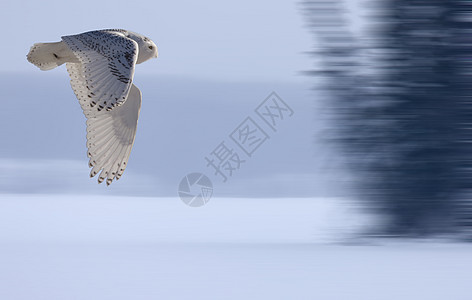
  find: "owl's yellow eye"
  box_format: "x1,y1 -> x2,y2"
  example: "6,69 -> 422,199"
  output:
148,45 -> 153,50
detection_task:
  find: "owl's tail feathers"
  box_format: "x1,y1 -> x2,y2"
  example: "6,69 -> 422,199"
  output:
27,42 -> 72,71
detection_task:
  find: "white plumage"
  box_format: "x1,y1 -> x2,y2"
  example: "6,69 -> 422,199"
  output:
27,29 -> 158,185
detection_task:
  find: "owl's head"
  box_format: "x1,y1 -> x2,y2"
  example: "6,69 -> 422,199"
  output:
127,31 -> 158,64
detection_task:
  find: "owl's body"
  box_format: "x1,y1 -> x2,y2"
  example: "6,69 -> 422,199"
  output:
27,29 -> 158,185
28,29 -> 157,72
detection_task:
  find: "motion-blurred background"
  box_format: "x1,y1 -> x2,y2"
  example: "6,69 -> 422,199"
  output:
303,0 -> 472,238
0,0 -> 471,299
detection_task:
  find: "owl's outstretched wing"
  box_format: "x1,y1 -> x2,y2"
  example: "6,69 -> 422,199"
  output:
67,62 -> 141,185
62,30 -> 138,112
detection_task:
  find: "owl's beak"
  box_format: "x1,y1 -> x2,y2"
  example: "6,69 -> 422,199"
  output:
153,44 -> 158,59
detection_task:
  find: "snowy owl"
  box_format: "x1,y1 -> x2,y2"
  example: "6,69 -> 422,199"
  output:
27,29 -> 158,185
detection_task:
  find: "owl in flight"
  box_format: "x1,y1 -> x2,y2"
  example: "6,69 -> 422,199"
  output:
27,29 -> 158,185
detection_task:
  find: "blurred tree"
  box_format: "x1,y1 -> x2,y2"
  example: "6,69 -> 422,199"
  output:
302,0 -> 472,237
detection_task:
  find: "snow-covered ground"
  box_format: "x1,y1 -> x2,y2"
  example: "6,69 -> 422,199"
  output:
0,194 -> 470,300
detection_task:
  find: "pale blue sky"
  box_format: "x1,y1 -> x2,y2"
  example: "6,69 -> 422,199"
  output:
0,0 -> 353,196
1,0 -> 313,82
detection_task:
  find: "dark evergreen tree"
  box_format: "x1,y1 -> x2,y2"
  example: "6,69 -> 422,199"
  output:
302,0 -> 472,237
